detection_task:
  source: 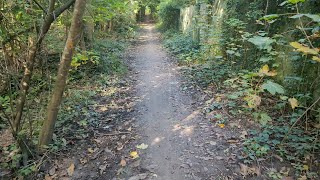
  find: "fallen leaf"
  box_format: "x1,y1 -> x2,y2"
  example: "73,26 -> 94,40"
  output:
136,143 -> 148,150
67,163 -> 75,177
117,143 -> 124,151
130,151 -> 139,159
239,163 -> 259,176
288,98 -> 299,109
99,164 -> 108,174
240,131 -> 248,139
49,167 -> 56,176
45,175 -> 52,180
218,124 -> 225,128
88,148 -> 95,153
93,139 -> 102,144
227,139 -> 239,143
239,163 -> 249,176
120,159 -> 127,167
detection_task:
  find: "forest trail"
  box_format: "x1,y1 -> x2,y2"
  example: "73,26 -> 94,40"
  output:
124,24 -> 229,179
129,24 -> 196,179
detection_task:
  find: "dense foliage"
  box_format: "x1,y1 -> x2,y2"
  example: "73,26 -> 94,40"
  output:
0,0 -> 137,178
160,0 -> 320,179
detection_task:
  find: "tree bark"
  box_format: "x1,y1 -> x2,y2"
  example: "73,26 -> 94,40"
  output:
39,0 -> 87,148
13,0 -> 76,135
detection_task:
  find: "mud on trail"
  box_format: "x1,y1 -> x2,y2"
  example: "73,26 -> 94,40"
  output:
45,24 -> 250,180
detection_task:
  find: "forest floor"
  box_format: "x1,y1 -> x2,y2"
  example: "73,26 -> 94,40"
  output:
41,24 -> 270,180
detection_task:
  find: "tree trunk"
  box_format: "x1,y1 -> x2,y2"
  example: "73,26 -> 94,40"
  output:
39,0 -> 87,148
13,0 -> 76,135
193,0 -> 200,45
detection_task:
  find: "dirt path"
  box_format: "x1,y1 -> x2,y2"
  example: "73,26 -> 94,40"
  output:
129,24 -> 199,179
124,24 -> 233,179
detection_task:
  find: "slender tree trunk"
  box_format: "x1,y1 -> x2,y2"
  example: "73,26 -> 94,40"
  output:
39,0 -> 87,148
193,0 -> 200,45
13,0 -> 76,135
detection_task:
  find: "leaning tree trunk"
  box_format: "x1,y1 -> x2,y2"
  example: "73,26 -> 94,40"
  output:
39,0 -> 87,148
13,0 -> 76,136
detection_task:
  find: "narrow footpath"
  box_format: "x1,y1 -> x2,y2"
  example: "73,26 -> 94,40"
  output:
123,24 -> 235,180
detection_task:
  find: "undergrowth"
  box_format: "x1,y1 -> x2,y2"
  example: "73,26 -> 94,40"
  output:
0,39 -> 128,178
162,31 -> 320,179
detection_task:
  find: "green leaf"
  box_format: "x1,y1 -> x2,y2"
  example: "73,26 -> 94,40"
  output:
260,14 -> 280,21
226,50 -> 235,55
259,113 -> 272,126
259,56 -> 272,63
290,14 -> 320,22
304,14 -> 320,22
248,36 -> 274,51
261,81 -> 285,95
290,14 -> 304,19
287,0 -> 305,4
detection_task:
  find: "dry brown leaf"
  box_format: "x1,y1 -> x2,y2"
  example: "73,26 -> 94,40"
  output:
93,139 -> 102,144
120,159 -> 127,167
45,175 -> 52,180
227,139 -> 239,144
67,163 -> 75,177
239,163 -> 259,176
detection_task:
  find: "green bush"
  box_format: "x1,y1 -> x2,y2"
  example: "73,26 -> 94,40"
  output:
163,33 -> 199,55
158,1 -> 180,31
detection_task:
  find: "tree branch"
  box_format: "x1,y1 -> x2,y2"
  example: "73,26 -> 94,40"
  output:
54,0 -> 76,17
38,0 -> 76,40
31,0 -> 46,13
